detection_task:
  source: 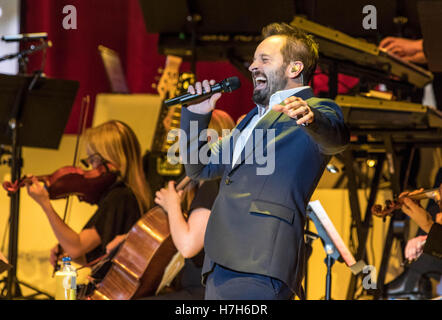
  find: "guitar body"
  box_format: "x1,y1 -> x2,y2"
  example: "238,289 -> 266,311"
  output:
87,206 -> 177,300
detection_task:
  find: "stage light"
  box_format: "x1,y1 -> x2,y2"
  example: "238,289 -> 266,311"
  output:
326,164 -> 339,174
367,159 -> 376,168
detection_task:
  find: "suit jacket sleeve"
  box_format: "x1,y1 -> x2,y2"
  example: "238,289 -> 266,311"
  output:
304,98 -> 350,155
179,107 -> 228,180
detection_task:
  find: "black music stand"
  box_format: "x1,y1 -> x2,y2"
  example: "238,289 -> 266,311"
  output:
0,73 -> 78,300
307,200 -> 367,300
0,252 -> 12,275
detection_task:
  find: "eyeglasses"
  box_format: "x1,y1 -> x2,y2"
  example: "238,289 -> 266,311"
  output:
80,153 -> 106,168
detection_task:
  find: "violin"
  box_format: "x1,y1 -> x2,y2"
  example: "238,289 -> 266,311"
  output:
371,187 -> 440,218
3,164 -> 119,205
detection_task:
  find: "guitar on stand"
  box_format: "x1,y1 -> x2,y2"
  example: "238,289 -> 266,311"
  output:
143,56 -> 195,193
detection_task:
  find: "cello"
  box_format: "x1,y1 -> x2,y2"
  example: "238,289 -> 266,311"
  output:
85,176 -> 192,300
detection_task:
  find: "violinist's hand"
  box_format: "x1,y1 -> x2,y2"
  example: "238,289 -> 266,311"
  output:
154,181 -> 183,214
106,234 -> 127,254
436,212 -> 442,225
26,175 -> 50,208
186,79 -> 222,115
399,188 -> 424,202
402,197 -> 434,233
405,235 -> 427,262
49,244 -> 61,268
272,96 -> 314,126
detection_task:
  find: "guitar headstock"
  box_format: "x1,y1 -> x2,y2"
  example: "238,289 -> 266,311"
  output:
161,72 -> 196,134
175,72 -> 196,96
156,56 -> 183,100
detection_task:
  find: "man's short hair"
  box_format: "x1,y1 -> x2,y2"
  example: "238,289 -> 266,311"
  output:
262,22 -> 319,85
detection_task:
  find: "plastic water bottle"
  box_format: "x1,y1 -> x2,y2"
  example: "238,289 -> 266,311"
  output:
55,256 -> 77,300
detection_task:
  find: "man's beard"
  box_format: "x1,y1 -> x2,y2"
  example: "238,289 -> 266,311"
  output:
252,65 -> 288,107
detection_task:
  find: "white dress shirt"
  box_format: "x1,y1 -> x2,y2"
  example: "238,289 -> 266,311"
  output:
231,86 -> 310,167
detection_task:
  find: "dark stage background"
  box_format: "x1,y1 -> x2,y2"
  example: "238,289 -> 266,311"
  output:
22,0 -> 257,133
21,0 -> 421,134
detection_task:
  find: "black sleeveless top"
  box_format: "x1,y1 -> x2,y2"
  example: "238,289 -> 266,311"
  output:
83,181 -> 141,263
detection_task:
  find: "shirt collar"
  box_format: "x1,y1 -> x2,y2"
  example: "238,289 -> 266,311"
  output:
257,86 -> 311,116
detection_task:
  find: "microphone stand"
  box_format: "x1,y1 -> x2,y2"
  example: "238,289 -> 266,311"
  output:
0,39 -> 54,300
0,40 -> 52,75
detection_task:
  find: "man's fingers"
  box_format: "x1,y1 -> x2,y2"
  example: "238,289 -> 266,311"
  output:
210,92 -> 222,107
282,96 -> 301,105
188,79 -> 217,96
383,41 -> 402,53
296,112 -> 314,126
202,80 -> 211,93
273,99 -> 312,125
188,84 -> 196,95
379,37 -> 396,48
195,81 -> 203,95
272,104 -> 284,112
287,106 -> 309,118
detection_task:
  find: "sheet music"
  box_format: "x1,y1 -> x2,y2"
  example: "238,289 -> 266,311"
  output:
308,200 -> 356,267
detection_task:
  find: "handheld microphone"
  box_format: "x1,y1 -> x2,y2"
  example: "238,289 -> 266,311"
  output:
1,33 -> 48,42
164,76 -> 241,107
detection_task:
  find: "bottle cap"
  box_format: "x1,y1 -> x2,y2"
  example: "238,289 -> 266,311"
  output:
62,256 -> 72,263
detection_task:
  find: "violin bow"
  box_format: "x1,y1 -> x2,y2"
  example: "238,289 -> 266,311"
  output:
53,95 -> 90,277
62,95 -> 90,222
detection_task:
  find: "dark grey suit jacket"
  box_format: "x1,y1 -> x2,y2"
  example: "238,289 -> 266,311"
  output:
180,88 -> 349,297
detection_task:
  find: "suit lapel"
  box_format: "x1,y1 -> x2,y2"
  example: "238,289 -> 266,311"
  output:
228,107 -> 258,165
228,87 -> 315,173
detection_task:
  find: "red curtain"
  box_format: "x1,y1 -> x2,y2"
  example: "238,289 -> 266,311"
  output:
23,0 -> 254,133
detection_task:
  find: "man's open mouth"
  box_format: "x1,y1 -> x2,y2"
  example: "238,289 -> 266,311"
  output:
254,76 -> 267,90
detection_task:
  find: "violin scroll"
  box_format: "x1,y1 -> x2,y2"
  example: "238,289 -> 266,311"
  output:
371,199 -> 402,218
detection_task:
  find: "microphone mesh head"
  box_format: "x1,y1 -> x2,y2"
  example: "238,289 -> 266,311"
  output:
224,76 -> 241,92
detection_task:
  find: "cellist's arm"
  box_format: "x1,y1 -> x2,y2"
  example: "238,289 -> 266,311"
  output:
105,234 -> 127,254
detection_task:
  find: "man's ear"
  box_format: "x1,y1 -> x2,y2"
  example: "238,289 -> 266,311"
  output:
288,61 -> 304,80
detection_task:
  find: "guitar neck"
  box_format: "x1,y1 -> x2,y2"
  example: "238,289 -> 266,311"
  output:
151,104 -> 182,153
152,65 -> 195,154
